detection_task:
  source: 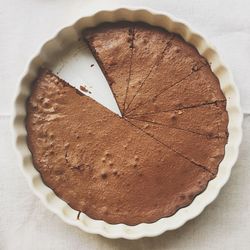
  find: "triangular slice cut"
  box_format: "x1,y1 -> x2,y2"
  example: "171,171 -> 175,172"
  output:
84,22 -> 134,114
127,118 -> 227,174
127,66 -> 226,116
125,35 -> 208,114
127,102 -> 228,138
123,23 -> 173,111
26,69 -> 214,225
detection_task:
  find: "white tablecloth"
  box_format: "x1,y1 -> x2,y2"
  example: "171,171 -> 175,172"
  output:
1,1 -> 250,249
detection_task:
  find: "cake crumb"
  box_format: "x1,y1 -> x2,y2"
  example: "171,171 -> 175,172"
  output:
80,85 -> 91,94
77,211 -> 81,220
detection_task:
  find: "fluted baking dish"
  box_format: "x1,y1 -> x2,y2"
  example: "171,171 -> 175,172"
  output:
12,8 -> 243,239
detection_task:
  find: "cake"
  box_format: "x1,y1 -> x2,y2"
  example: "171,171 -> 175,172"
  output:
84,22 -> 134,114
26,22 -> 228,225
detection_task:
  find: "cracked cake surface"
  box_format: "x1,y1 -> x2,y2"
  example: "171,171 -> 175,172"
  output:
26,22 -> 228,225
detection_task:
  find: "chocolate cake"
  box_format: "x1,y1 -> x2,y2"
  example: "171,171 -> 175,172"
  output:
126,66 -> 226,116
124,34 -> 208,114
127,102 -> 228,137
122,23 -> 173,111
26,22 -> 228,225
84,22 -> 134,114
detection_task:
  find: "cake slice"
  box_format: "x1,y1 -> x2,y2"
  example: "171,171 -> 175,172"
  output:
123,23 -> 173,112
126,66 -> 226,116
26,70 -> 214,225
127,118 -> 227,174
84,22 -> 134,114
125,35 -> 208,114
127,102 -> 228,138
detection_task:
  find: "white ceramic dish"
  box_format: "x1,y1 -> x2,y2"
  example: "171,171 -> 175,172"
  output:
12,8 -> 243,239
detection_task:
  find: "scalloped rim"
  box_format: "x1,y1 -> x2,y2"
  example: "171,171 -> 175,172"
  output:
12,7 -> 243,239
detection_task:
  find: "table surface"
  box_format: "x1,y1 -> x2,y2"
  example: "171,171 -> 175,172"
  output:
1,1 -> 250,249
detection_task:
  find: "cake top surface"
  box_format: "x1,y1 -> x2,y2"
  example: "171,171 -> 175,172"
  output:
26,22 -> 228,225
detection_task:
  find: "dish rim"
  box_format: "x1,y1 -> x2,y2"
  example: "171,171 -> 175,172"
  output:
12,7 -> 243,239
